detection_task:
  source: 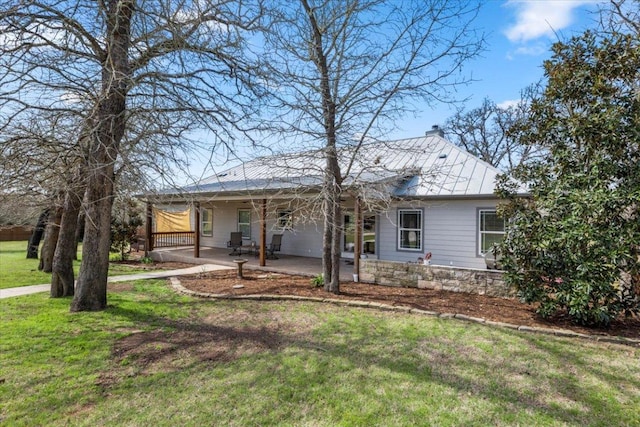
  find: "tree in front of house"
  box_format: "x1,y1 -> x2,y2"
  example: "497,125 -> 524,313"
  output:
496,30 -> 640,326
0,1 -> 263,309
260,0 -> 484,293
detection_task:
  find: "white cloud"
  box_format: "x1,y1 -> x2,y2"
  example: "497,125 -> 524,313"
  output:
503,0 -> 600,43
513,43 -> 547,56
505,42 -> 548,60
497,99 -> 520,109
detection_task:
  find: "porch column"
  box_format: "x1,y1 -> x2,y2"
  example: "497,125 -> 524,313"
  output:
194,202 -> 200,258
354,196 -> 362,281
145,202 -> 153,255
259,198 -> 266,266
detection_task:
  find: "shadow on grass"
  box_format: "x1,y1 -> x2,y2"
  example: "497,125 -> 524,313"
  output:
102,294 -> 639,426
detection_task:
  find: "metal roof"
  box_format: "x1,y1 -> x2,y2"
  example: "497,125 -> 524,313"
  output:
168,134 -> 504,198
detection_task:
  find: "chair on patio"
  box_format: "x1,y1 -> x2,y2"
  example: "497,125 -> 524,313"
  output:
227,232 -> 243,255
266,234 -> 283,259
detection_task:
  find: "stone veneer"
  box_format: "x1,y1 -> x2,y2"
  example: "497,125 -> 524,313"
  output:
360,259 -> 515,299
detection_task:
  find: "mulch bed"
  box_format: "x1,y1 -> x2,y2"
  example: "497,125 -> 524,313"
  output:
178,270 -> 640,341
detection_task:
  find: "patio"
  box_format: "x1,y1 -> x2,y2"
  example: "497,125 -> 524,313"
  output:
149,246 -> 356,282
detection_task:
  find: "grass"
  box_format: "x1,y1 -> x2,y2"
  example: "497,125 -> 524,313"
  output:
1,280 -> 639,426
0,241 -> 161,289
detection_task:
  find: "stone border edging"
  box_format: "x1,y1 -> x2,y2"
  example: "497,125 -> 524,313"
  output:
169,277 -> 640,347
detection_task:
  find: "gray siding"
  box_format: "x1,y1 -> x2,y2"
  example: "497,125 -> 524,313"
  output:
198,201 -> 325,258
378,199 -> 501,269
196,198 -> 500,268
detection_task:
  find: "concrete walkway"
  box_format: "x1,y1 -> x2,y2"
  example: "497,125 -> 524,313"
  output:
0,263 -> 232,299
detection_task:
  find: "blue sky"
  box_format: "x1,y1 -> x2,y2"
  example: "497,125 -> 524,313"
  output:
390,0 -> 604,140
191,0 -> 605,179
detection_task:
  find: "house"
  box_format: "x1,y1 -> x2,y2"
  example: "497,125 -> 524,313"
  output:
141,129 -> 511,272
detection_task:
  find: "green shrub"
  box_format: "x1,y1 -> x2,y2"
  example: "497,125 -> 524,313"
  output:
310,274 -> 324,287
496,32 -> 640,326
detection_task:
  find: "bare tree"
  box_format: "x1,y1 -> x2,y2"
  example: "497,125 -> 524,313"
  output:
0,108 -> 85,274
260,0 -> 484,292
0,0 -> 263,310
601,0 -> 640,35
443,95 -> 541,172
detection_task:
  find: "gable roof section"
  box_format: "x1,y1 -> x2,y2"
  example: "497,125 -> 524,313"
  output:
175,134 -> 503,198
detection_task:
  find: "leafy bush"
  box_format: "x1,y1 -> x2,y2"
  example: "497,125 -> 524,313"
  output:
498,192 -> 638,326
310,274 -> 324,287
110,214 -> 143,261
497,32 -> 640,326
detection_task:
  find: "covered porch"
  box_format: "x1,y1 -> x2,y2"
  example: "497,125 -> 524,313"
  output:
142,194 -> 372,281
149,246 -> 357,282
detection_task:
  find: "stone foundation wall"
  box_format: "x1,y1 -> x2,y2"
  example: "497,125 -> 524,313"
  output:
360,259 -> 515,299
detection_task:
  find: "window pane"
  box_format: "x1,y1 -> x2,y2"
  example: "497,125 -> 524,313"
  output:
481,211 -> 504,232
482,233 -> 502,253
479,210 -> 505,254
238,223 -> 251,239
201,208 -> 212,236
238,209 -> 251,239
398,209 -> 422,251
202,222 -> 212,236
401,212 -> 419,229
277,210 -> 292,229
238,210 -> 251,224
400,230 -> 420,249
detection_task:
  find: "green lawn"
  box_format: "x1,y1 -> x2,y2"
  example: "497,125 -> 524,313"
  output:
0,241 -> 159,289
1,280 -> 638,426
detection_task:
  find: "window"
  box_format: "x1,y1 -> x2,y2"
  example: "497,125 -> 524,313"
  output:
201,208 -> 213,236
238,209 -> 251,239
277,209 -> 293,230
479,210 -> 505,255
343,212 -> 355,252
398,209 -> 422,251
363,214 -> 376,254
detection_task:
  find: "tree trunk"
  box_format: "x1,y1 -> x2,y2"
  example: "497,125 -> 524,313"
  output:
38,206 -> 63,273
26,209 -> 49,259
51,189 -> 83,297
74,207 -> 85,260
329,198 -> 342,293
303,0 -> 342,293
70,176 -> 114,311
322,192 -> 333,290
323,175 -> 342,294
71,0 -> 133,312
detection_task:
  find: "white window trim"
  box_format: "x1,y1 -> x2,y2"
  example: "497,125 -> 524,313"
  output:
200,208 -> 213,237
238,208 -> 251,239
277,209 -> 293,230
397,208 -> 423,252
478,209 -> 505,256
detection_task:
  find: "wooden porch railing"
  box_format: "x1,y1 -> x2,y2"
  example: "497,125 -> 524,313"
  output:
149,231 -> 195,251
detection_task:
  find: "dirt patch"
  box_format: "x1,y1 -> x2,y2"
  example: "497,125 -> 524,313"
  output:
179,270 -> 640,340
99,318 -> 288,389
108,283 -> 135,293
115,321 -> 282,368
111,259 -> 196,271
111,250 -> 195,270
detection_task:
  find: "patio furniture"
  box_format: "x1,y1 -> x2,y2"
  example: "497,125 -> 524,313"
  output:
227,232 -> 243,255
266,234 -> 283,259
241,241 -> 257,256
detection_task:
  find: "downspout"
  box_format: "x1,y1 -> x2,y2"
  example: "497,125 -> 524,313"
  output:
260,198 -> 266,266
354,196 -> 362,282
145,202 -> 153,255
194,202 -> 200,258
